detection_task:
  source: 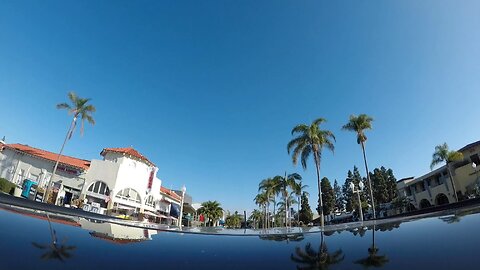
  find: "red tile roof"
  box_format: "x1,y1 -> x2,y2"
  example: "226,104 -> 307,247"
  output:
3,143 -> 90,170
101,147 -> 155,166
160,186 -> 181,201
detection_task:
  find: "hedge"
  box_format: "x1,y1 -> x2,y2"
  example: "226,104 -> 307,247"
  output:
0,178 -> 16,194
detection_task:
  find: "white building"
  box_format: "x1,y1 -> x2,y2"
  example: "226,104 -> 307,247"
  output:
0,141 -> 185,223
397,140 -> 480,209
82,147 -> 161,216
0,142 -> 90,204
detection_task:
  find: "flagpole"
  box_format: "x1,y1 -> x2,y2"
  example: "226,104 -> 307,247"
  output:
43,116 -> 77,203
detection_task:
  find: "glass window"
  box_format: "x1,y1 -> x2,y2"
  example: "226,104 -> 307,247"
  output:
93,181 -> 101,193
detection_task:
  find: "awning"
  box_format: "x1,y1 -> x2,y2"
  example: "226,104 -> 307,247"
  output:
144,211 -> 168,219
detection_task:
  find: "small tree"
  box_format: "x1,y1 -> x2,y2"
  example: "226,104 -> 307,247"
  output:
318,177 -> 335,216
299,192 -> 313,224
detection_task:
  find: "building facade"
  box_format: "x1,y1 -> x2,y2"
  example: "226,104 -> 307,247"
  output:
0,143 -> 90,204
397,140 -> 480,209
0,141 -> 186,223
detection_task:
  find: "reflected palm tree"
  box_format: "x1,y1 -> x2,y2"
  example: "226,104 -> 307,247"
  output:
355,225 -> 388,268
439,214 -> 462,224
291,231 -> 344,270
32,214 -> 76,262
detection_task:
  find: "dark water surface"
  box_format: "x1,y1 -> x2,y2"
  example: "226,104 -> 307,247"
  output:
1,203 -> 479,269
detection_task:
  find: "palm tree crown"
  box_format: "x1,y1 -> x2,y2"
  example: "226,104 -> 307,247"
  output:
287,118 -> 335,170
56,91 -> 96,135
341,114 -> 373,144
430,142 -> 464,170
198,200 -> 223,227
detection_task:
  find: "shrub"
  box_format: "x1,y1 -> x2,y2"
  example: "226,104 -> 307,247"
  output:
0,178 -> 16,194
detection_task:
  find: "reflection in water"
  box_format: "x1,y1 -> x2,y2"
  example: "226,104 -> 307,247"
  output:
32,214 -> 76,262
259,234 -> 305,242
355,225 -> 388,268
291,231 -> 344,270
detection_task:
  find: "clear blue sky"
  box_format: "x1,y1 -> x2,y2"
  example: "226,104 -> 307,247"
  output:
1,0 -> 479,213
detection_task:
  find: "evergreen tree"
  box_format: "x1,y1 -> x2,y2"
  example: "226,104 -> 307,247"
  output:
333,179 -> 343,211
318,177 -> 335,216
299,192 -> 313,224
367,167 -> 398,205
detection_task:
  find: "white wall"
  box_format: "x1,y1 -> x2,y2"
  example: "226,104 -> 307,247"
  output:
0,148 -> 85,190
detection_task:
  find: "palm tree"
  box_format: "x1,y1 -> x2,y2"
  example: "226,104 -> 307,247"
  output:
254,193 -> 269,229
44,92 -> 95,203
293,181 -> 309,224
291,231 -> 344,270
430,143 -> 464,202
288,118 -> 335,227
342,114 -> 376,219
32,214 -> 76,262
259,177 -> 278,228
197,201 -> 223,227
275,173 -> 302,227
277,193 -> 298,227
249,209 -> 263,229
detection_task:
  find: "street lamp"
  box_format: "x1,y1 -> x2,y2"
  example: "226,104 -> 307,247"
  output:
178,185 -> 186,228
473,163 -> 479,194
350,181 -> 365,222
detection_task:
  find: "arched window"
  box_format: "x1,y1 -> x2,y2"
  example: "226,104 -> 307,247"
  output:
87,181 -> 110,196
145,195 -> 156,207
115,188 -> 141,204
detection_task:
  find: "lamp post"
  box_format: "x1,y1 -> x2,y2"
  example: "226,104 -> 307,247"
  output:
178,185 -> 186,228
473,163 -> 479,195
350,181 -> 365,222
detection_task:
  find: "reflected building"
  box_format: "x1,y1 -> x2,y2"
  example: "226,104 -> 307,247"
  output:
79,219 -> 157,243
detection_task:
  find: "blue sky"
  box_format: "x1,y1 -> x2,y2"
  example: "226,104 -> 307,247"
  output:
1,0 -> 479,213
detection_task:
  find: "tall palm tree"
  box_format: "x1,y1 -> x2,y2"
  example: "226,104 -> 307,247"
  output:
342,114 -> 376,219
197,200 -> 223,227
430,143 -> 464,202
288,118 -> 335,227
293,181 -> 309,224
275,173 -> 302,227
254,193 -> 269,229
291,231 -> 345,270
44,92 -> 96,203
259,177 -> 278,228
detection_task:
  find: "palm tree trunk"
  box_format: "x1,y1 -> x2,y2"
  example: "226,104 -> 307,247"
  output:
43,116 -> 77,204
273,198 -> 276,227
361,141 -> 376,219
446,163 -> 459,202
313,149 -> 324,228
284,172 -> 288,227
297,195 -> 300,224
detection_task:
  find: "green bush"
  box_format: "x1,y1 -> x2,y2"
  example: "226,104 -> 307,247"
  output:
0,178 -> 16,194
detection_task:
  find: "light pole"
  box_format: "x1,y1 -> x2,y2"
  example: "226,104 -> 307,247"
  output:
178,185 -> 186,228
350,181 -> 365,222
473,163 -> 479,195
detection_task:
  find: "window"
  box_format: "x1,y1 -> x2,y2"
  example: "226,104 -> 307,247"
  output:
145,195 -> 156,207
115,188 -> 141,204
87,181 -> 110,196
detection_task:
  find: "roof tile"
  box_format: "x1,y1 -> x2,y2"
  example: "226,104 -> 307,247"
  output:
4,143 -> 90,170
